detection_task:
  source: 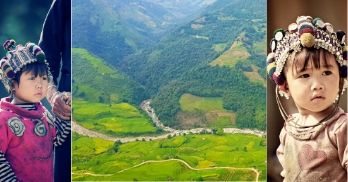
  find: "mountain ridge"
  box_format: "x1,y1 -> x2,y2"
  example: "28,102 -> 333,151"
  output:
72,48 -> 146,105
72,0 -> 266,130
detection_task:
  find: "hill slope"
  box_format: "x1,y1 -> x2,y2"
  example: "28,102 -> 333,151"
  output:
72,48 -> 146,104
72,0 -> 266,130
72,0 -> 213,66
117,0 -> 266,129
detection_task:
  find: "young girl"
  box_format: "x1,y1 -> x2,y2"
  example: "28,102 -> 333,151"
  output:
267,16 -> 347,181
0,40 -> 71,182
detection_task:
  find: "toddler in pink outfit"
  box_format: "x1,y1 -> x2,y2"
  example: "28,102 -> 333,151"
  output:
0,40 -> 70,182
267,16 -> 347,181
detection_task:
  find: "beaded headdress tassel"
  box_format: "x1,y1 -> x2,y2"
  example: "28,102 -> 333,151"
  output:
267,16 -> 347,94
0,39 -> 51,91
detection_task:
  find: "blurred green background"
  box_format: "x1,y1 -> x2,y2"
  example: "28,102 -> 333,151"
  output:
0,0 -> 52,55
0,0 -> 52,96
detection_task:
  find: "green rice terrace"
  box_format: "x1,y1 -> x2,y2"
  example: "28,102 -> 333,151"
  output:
73,99 -> 159,137
72,0 -> 267,180
73,98 -> 266,181
179,93 -> 236,129
72,133 -> 266,181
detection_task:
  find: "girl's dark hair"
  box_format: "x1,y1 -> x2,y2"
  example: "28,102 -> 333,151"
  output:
284,48 -> 339,77
13,62 -> 49,84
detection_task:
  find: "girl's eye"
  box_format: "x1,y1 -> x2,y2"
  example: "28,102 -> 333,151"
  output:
298,74 -> 310,78
42,77 -> 48,80
323,71 -> 332,76
29,77 -> 36,80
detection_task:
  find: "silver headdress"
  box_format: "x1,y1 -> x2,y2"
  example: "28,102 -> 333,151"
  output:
267,16 -> 347,87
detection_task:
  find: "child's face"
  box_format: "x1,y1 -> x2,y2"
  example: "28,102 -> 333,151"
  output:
13,71 -> 48,103
284,53 -> 340,114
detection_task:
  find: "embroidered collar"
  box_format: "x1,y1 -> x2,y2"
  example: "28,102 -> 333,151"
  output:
15,103 -> 37,110
284,107 -> 345,140
0,97 -> 44,119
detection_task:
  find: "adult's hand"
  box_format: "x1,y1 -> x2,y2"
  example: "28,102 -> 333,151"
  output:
52,92 -> 71,120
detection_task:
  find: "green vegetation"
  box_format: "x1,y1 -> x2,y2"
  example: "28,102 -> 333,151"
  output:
73,99 -> 158,136
117,0 -> 266,95
0,1 -> 51,55
152,65 -> 266,130
179,93 -> 236,128
210,33 -> 250,67
180,93 -> 225,112
74,160 -> 256,181
212,43 -> 228,53
72,0 -> 211,66
115,0 -> 266,130
72,1 -> 267,181
207,115 -> 236,128
72,133 -> 266,181
243,65 -> 266,87
253,39 -> 267,56
72,49 -> 156,136
73,133 -> 114,155
72,48 -> 146,105
73,0 -> 267,131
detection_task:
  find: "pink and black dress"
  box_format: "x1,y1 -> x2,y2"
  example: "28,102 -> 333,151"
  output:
0,97 -> 70,182
277,108 -> 347,181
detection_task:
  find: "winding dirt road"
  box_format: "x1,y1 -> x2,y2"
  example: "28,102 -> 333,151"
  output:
73,158 -> 260,181
72,100 -> 265,143
72,100 -> 264,181
72,120 -> 213,143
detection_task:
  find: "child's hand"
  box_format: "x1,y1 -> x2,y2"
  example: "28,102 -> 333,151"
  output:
62,92 -> 71,106
52,92 -> 71,120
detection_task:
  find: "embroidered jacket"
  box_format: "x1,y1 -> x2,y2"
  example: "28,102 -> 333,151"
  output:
0,97 -> 70,182
277,107 -> 347,182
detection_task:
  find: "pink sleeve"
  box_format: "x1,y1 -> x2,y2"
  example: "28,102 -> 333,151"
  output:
276,127 -> 287,177
0,117 -> 11,153
328,114 -> 347,169
335,116 -> 347,169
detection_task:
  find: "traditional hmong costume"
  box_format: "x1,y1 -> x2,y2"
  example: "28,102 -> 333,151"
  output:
267,16 -> 348,181
0,40 -> 71,182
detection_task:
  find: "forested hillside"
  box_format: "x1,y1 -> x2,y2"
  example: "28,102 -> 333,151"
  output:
72,0 -> 212,66
73,0 -> 266,130
72,48 -> 146,105
118,0 -> 266,129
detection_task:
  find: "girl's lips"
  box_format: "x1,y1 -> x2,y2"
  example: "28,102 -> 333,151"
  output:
35,93 -> 42,96
311,95 -> 325,101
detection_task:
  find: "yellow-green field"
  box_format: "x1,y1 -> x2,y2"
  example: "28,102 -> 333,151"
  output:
180,93 -> 225,112
209,32 -> 250,67
179,93 -> 236,128
212,43 -> 228,53
73,99 -> 158,136
72,133 -> 266,181
243,65 -> 266,87
252,39 -> 266,56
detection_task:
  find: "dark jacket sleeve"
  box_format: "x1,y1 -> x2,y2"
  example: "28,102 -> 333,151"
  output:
39,0 -> 71,91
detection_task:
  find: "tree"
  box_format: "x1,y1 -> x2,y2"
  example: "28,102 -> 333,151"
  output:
113,140 -> 122,153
